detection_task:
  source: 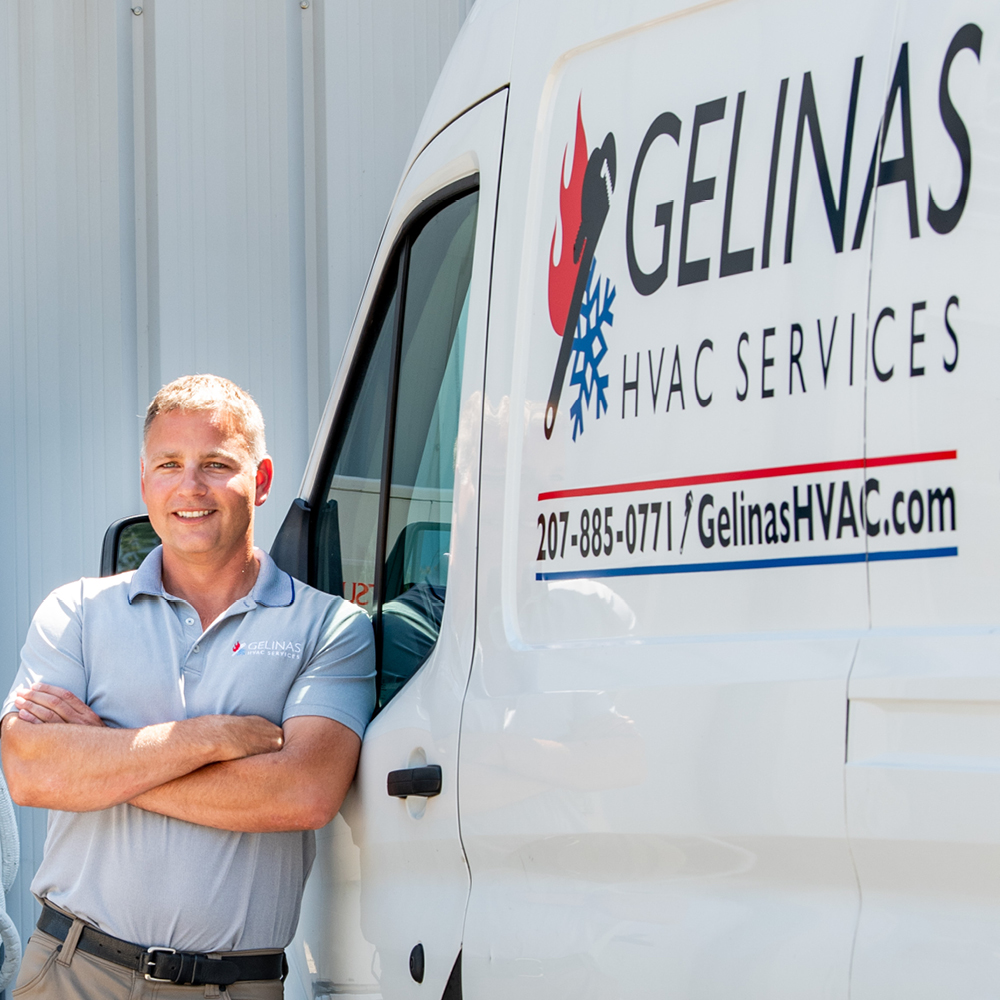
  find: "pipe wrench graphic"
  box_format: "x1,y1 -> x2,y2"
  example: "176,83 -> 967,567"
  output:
544,133 -> 617,439
679,491 -> 694,554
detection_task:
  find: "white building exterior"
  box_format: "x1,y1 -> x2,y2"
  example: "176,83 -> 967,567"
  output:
0,0 -> 472,946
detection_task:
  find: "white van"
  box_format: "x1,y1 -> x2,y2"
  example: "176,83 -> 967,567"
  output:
105,1 -> 1000,997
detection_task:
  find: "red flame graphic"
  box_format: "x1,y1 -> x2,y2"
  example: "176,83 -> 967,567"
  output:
548,98 -> 588,337
232,642 -> 240,653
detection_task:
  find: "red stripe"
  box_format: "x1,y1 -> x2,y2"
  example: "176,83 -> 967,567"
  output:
537,449 -> 957,502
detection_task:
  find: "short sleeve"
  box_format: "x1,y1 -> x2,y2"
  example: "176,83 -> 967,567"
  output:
282,605 -> 376,738
3,582 -> 88,718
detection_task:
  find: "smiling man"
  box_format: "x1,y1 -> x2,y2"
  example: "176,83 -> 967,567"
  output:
1,375 -> 375,999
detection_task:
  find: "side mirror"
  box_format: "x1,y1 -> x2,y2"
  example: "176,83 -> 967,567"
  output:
270,498 -> 313,584
101,515 -> 160,577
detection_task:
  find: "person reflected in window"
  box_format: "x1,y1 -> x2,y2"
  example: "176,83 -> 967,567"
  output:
381,580 -> 446,704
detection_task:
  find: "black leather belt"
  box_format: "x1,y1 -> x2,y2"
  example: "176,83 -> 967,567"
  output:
38,904 -> 285,987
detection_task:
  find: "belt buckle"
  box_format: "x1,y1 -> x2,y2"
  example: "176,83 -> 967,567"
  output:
144,946 -> 177,982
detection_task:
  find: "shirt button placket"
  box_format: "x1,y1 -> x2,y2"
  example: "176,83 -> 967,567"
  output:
183,614 -> 201,668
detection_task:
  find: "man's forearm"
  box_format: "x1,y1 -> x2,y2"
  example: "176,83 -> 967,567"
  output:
129,717 -> 361,833
129,756 -> 326,833
1,713 -> 282,812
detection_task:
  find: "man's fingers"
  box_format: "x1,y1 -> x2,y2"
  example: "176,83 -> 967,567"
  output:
19,688 -> 68,709
15,699 -> 64,724
213,715 -> 285,759
44,686 -> 103,725
28,682 -> 73,697
26,682 -> 84,706
16,684 -> 104,726
30,683 -> 90,711
17,688 -> 77,722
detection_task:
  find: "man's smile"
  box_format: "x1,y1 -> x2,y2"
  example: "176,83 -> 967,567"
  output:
174,510 -> 215,519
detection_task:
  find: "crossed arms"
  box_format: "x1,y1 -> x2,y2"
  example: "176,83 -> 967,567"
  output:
1,683 -> 361,833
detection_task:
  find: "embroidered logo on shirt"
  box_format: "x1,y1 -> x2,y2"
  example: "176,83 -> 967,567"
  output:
232,640 -> 303,659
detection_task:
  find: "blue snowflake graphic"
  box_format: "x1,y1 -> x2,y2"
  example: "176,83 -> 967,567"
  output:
569,258 -> 615,441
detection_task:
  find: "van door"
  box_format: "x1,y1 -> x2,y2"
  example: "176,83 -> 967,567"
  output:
846,6 -> 1000,999
461,3 -> 893,998
283,89 -> 507,1000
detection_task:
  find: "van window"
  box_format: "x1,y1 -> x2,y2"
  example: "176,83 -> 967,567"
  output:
381,194 -> 476,704
315,267 -> 398,606
315,187 -> 478,708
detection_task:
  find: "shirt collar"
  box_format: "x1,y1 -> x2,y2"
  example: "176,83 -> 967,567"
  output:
128,545 -> 166,602
128,546 -> 294,608
252,549 -> 295,607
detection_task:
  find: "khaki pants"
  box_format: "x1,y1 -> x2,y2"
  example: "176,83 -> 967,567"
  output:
13,929 -> 284,1000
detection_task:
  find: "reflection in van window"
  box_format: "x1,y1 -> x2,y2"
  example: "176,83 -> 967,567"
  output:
381,192 -> 477,706
116,521 -> 160,573
317,265 -> 398,604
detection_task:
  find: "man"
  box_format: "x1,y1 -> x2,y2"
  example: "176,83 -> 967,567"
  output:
1,374 -> 375,999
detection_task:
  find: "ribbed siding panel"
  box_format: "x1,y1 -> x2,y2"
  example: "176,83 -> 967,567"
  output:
0,0 -> 139,942
325,0 -> 476,385
152,0 -> 309,546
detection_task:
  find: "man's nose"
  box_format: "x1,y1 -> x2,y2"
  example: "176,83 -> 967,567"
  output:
178,463 -> 208,493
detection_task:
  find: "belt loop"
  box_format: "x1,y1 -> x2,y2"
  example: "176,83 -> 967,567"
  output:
56,917 -> 85,967
204,954 -> 222,998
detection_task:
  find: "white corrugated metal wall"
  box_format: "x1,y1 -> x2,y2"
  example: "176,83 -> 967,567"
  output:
0,0 -> 473,948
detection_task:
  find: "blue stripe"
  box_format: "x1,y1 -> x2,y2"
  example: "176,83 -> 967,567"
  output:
535,546 -> 958,581
866,546 -> 957,563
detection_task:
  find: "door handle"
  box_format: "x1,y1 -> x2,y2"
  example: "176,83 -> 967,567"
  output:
387,765 -> 442,798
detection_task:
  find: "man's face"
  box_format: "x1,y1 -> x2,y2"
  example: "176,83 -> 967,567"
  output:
140,409 -> 272,563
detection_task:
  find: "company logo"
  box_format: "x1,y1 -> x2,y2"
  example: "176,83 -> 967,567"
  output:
232,639 -> 303,659
544,98 -> 617,442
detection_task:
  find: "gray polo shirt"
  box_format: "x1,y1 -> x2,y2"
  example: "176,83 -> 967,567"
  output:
2,547 -> 375,952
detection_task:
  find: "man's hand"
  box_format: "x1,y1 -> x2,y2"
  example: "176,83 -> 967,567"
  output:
14,682 -> 104,726
210,714 -> 284,760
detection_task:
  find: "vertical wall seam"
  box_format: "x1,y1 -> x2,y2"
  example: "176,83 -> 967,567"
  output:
301,0 -> 321,436
133,1 -> 160,411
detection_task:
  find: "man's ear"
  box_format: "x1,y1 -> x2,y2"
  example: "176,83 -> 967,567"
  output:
255,457 -> 274,507
140,458 -> 146,504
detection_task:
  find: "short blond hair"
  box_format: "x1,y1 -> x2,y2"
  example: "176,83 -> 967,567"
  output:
143,374 -> 268,465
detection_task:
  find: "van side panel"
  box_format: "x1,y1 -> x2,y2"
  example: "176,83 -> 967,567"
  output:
462,1 -> 913,997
